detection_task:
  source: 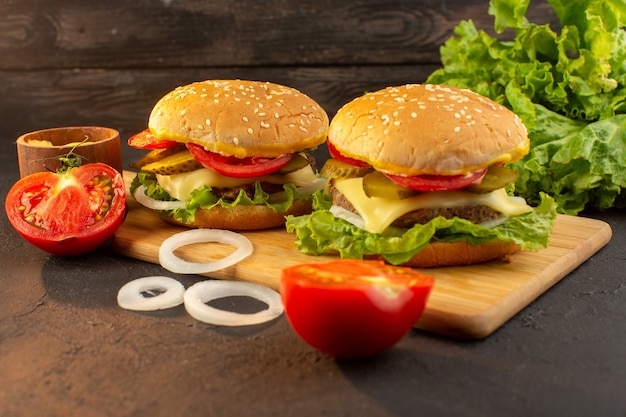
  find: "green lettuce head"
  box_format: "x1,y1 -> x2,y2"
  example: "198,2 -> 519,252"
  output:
427,0 -> 626,214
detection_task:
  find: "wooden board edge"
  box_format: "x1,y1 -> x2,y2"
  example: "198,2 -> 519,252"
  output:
415,219 -> 613,338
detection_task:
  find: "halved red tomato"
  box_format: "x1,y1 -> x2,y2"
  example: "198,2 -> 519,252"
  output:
128,129 -> 179,149
384,168 -> 487,192
327,141 -> 371,168
186,143 -> 293,178
280,259 -> 434,359
5,163 -> 126,256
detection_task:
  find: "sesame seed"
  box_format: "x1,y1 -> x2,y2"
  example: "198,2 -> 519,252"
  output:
205,119 -> 211,126
411,112 -> 417,118
242,116 -> 249,123
233,137 -> 239,145
247,127 -> 254,135
261,122 -> 271,128
454,126 -> 461,132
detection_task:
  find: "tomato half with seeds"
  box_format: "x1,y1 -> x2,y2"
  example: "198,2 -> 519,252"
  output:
128,129 -> 179,149
280,259 -> 434,359
187,143 -> 293,178
5,163 -> 126,256
384,168 -> 487,192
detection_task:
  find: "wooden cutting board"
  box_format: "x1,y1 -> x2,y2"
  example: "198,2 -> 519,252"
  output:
112,172 -> 612,338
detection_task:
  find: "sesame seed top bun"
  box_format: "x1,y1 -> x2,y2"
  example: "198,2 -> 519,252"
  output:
328,84 -> 529,176
148,80 -> 329,158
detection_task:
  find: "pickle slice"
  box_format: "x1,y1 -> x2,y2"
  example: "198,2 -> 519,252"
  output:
129,144 -> 187,170
320,159 -> 374,193
278,153 -> 312,174
362,171 -> 417,199
465,165 -> 519,194
320,159 -> 373,180
140,150 -> 203,175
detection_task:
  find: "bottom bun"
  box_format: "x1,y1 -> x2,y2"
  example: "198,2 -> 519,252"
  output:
368,239 -> 521,268
162,198 -> 314,230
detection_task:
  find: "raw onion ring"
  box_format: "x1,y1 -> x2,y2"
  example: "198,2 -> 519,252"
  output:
117,276 -> 185,311
134,185 -> 187,211
159,229 -> 253,274
183,280 -> 283,326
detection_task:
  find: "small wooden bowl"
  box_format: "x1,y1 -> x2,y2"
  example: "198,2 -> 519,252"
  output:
16,126 -> 123,178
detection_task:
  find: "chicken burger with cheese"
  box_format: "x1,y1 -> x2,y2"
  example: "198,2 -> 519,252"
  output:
286,84 -> 556,267
129,79 -> 329,230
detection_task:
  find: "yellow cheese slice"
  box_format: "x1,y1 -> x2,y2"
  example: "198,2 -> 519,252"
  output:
156,165 -> 319,202
333,177 -> 532,234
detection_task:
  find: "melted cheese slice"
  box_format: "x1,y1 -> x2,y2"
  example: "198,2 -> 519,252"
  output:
156,166 -> 319,202
334,177 -> 532,234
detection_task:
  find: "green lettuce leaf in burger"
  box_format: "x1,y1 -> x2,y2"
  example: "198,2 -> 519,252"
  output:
286,84 -> 557,267
128,79 -> 329,230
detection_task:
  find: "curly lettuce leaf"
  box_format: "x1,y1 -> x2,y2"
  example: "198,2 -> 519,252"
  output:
131,172 -> 303,224
286,193 -> 557,266
426,0 -> 626,214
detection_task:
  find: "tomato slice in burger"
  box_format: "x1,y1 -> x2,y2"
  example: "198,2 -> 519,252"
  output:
384,168 -> 487,192
186,143 -> 293,178
5,163 -> 126,256
280,259 -> 434,359
327,141 -> 371,168
128,129 -> 179,149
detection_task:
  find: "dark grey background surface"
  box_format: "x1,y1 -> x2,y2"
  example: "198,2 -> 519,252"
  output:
1,1 -> 624,416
